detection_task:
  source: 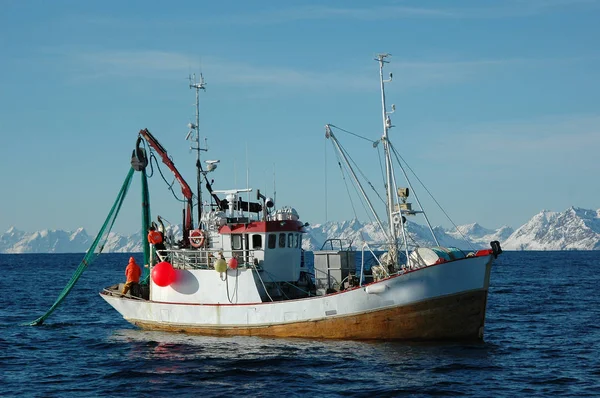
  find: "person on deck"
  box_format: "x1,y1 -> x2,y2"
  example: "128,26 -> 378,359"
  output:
122,256 -> 142,296
147,226 -> 166,259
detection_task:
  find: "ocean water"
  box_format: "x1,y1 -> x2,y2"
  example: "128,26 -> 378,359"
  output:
1,251 -> 599,397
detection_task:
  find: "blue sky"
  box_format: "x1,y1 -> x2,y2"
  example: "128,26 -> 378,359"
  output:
1,0 -> 599,235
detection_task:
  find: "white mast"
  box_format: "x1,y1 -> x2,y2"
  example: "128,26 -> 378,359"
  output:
376,55 -> 439,254
377,54 -> 398,248
188,73 -> 207,226
325,55 -> 442,267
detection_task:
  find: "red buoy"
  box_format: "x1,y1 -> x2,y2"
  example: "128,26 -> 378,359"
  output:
228,257 -> 238,270
151,261 -> 175,287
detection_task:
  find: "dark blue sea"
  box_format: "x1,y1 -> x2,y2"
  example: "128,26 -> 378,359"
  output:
1,252 -> 599,397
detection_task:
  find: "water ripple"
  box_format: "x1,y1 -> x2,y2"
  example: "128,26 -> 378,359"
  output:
1,252 -> 599,397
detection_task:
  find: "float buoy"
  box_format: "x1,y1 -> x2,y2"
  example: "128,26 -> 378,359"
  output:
151,261 -> 175,287
228,257 -> 238,270
189,229 -> 205,248
214,258 -> 227,273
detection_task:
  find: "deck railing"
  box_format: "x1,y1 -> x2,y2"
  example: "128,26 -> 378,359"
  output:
156,248 -> 259,270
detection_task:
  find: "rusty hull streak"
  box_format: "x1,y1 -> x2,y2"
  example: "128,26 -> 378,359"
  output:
129,290 -> 489,340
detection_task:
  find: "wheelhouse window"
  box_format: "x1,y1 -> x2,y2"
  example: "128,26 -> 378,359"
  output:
294,233 -> 299,248
252,234 -> 262,250
288,233 -> 294,248
268,234 -> 276,249
232,234 -> 242,250
279,233 -> 286,248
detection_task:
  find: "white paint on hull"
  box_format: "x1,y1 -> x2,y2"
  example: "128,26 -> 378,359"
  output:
101,255 -> 493,330
151,267 -> 262,304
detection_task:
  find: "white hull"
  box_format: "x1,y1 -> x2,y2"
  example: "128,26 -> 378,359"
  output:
100,254 -> 493,340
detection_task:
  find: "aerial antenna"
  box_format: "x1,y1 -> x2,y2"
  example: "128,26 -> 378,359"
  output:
246,142 -> 250,220
273,163 -> 277,208
188,72 -> 207,226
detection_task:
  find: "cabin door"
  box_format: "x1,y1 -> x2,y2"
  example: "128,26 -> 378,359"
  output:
243,234 -> 250,264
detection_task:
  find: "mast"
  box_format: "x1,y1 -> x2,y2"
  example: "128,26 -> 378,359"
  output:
188,73 -> 207,226
376,55 -> 438,259
377,54 -> 398,248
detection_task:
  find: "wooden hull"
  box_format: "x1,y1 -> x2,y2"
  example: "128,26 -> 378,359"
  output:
127,289 -> 487,340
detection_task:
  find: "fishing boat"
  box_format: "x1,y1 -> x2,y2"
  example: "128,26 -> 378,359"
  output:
99,54 -> 502,340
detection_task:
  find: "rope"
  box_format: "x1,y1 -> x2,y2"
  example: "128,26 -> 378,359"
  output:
225,267 -> 240,304
26,167 -> 136,326
149,153 -> 188,204
141,169 -> 151,274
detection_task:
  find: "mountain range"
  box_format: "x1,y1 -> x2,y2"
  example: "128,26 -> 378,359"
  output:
1,207 -> 598,253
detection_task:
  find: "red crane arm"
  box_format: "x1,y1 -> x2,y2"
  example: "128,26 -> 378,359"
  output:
138,128 -> 194,236
139,129 -> 193,200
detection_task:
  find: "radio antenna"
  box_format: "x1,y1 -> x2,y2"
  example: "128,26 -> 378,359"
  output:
188,73 -> 207,225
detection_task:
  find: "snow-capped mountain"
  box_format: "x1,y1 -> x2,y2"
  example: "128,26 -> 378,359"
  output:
503,207 -> 600,250
0,227 -> 93,253
447,223 -> 514,247
302,220 -> 479,251
1,207 -> 598,253
0,227 -> 141,254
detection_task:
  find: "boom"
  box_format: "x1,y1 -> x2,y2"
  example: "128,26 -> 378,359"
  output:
137,128 -> 194,243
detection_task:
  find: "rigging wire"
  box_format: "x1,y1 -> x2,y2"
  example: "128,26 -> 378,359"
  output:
335,150 -> 378,226
388,142 -> 476,251
334,152 -> 358,220
251,263 -> 274,302
324,137 -> 328,221
387,142 -> 439,246
330,126 -> 386,206
325,126 -> 390,242
260,268 -> 313,298
376,144 -> 386,195
331,137 -> 384,226
327,124 -> 377,144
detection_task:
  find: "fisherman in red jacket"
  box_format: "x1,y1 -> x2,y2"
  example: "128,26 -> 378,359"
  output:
122,256 -> 142,296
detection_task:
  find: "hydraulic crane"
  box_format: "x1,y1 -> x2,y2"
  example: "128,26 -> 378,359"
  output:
132,128 -> 194,246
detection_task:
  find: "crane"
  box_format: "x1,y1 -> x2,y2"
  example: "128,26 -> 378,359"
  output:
133,128 -> 194,246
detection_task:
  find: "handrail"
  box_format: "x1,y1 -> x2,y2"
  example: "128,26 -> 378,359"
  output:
159,248 -> 259,270
319,238 -> 354,251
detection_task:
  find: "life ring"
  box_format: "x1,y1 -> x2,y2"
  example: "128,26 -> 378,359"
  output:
189,229 -> 206,248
